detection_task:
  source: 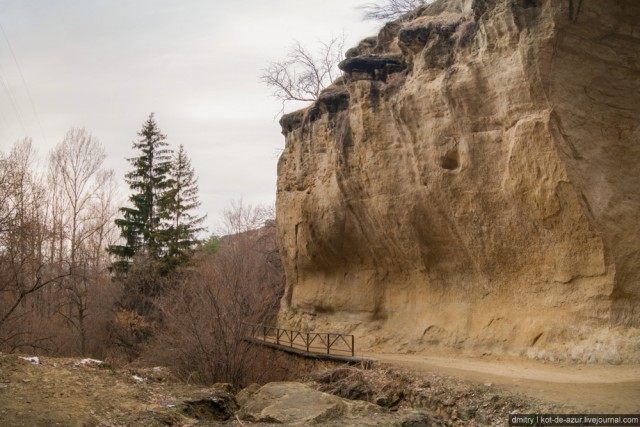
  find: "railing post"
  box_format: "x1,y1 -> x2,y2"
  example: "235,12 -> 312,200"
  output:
306,333 -> 310,353
327,334 -> 330,354
276,328 -> 280,345
351,335 -> 354,357
263,325 -> 266,342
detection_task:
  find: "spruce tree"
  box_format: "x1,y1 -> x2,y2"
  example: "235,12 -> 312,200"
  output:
108,113 -> 173,274
160,145 -> 206,270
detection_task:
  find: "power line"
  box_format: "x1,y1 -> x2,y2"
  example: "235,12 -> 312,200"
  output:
0,20 -> 48,144
0,63 -> 28,136
0,90 -> 11,132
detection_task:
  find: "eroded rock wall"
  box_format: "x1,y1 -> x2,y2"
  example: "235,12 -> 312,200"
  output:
276,0 -> 640,362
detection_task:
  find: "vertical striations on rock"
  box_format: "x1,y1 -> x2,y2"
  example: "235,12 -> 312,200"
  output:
276,0 -> 640,363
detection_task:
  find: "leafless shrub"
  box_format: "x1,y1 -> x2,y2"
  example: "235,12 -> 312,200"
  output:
143,202 -> 284,386
359,0 -> 430,22
51,273 -> 121,359
108,308 -> 155,362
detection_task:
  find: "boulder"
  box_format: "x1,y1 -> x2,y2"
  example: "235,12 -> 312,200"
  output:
237,381 -> 379,424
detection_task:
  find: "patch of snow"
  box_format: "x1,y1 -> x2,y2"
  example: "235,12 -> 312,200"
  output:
75,358 -> 104,366
132,375 -> 145,382
152,366 -> 163,372
19,356 -> 40,365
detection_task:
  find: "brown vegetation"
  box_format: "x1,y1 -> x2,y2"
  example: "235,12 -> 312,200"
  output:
0,135 -> 120,357
0,131 -> 287,389
142,202 -> 285,386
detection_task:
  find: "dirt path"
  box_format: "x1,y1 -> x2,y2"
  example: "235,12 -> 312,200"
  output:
360,351 -> 640,412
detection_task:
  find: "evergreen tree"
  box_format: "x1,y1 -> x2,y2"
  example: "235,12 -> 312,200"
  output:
160,145 -> 206,270
108,113 -> 173,274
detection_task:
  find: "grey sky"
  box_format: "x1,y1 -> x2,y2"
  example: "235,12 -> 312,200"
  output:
0,1 -> 379,232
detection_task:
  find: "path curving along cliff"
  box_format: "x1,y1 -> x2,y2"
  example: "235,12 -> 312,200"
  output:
276,0 -> 640,363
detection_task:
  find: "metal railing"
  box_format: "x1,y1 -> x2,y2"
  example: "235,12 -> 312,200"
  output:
247,324 -> 354,357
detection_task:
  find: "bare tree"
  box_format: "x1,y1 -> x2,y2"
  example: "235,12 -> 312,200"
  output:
359,0 -> 429,21
0,135 -> 120,357
0,139 -> 70,352
48,128 -> 117,355
50,128 -> 106,265
222,199 -> 273,235
261,36 -> 344,111
85,169 -> 120,271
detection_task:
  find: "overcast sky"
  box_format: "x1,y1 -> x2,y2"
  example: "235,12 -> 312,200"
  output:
0,0 -> 379,233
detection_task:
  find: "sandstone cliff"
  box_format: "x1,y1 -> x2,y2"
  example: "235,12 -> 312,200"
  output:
276,0 -> 640,363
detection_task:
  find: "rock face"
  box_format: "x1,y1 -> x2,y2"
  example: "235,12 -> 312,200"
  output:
276,0 -> 640,362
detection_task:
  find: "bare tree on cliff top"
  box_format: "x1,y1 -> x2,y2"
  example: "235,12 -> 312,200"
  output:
359,0 -> 429,21
261,36 -> 344,112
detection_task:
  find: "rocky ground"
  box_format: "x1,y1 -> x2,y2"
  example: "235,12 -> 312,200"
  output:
366,351 -> 640,413
0,353 -> 565,426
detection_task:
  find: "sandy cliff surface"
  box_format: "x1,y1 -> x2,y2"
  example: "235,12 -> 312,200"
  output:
276,0 -> 640,362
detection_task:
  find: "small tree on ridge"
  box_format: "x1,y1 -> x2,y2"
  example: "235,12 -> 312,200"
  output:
261,36 -> 344,112
359,0 -> 429,21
